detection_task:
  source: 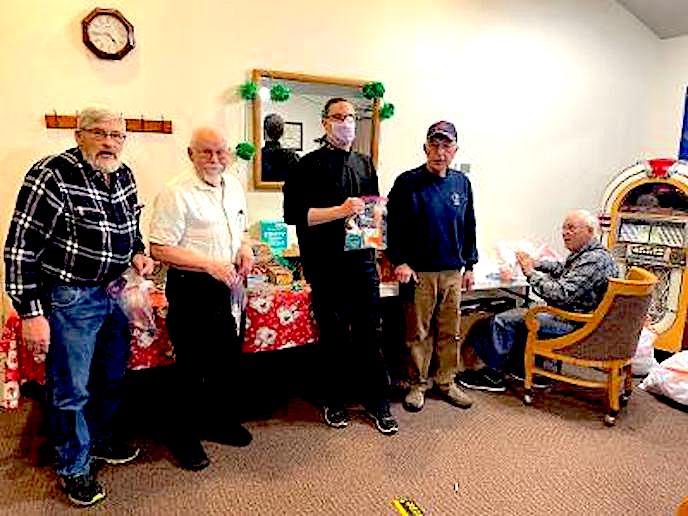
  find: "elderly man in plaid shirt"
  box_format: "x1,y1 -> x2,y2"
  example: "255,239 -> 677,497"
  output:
3,107 -> 154,506
457,210 -> 619,393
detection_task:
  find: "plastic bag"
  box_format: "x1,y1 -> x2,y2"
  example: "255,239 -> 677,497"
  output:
344,196 -> 387,251
107,268 -> 158,347
230,281 -> 247,337
495,240 -> 561,282
639,350 -> 688,405
631,326 -> 659,376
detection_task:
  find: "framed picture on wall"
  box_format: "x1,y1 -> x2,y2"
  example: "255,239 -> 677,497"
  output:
282,121 -> 303,151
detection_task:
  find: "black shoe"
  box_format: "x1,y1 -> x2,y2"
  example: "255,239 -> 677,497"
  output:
365,405 -> 399,436
91,443 -> 140,465
170,439 -> 210,471
59,473 -> 106,507
457,369 -> 507,393
323,406 -> 350,429
204,424 -> 253,447
506,371 -> 553,389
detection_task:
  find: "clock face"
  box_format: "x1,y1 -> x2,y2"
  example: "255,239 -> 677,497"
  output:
82,8 -> 135,60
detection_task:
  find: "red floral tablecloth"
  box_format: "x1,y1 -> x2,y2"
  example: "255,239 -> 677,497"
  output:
0,285 -> 317,410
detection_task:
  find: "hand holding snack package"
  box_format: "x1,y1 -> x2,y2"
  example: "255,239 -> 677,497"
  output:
107,268 -> 158,347
344,196 -> 388,251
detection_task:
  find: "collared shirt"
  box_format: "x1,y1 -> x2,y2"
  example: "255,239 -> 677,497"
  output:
4,147 -> 145,317
282,145 -> 379,279
386,165 -> 478,272
528,239 -> 620,313
149,170 -> 248,262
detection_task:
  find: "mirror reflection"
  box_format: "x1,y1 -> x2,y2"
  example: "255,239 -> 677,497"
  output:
252,70 -> 380,190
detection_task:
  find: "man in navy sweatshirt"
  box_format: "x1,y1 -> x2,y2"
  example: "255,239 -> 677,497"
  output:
386,121 -> 477,412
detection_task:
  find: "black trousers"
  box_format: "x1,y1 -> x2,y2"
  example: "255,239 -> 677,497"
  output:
165,268 -> 241,440
308,251 -> 390,409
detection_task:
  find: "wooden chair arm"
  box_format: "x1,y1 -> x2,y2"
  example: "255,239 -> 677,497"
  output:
524,305 -> 593,332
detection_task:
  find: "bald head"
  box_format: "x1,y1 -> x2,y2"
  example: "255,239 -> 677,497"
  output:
187,127 -> 231,186
562,209 -> 598,252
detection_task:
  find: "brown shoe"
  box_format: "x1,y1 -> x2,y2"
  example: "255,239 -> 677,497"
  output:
438,383 -> 473,409
403,385 -> 426,412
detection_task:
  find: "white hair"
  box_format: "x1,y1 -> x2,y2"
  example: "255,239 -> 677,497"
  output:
569,209 -> 600,237
77,107 -> 124,130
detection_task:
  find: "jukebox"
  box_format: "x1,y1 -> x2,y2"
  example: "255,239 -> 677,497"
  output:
599,159 -> 688,352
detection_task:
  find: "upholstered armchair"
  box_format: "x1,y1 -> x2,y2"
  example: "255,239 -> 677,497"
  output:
522,266 -> 657,426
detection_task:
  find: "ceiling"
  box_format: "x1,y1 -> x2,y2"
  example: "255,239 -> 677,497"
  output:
617,0 -> 688,39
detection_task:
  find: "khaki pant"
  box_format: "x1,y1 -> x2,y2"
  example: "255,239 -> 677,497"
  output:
405,271 -> 462,388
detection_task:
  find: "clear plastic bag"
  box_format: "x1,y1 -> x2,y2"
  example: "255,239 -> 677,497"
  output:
107,268 -> 158,347
344,196 -> 387,251
230,281 -> 247,337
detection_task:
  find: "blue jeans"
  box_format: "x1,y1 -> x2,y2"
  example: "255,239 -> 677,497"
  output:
45,285 -> 130,477
471,307 -> 578,373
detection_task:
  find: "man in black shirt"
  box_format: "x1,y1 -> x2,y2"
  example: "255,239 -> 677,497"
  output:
261,113 -> 300,183
283,97 -> 398,435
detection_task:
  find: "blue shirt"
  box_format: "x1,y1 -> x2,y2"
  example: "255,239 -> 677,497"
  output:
386,165 -> 478,272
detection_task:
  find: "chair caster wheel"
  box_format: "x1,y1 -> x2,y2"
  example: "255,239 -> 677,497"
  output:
523,394 -> 533,406
604,414 -> 616,427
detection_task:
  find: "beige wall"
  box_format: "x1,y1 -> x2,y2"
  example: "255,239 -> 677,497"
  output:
0,0 -> 666,319
644,35 -> 688,159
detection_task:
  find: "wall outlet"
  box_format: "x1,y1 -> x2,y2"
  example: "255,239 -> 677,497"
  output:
460,163 -> 471,174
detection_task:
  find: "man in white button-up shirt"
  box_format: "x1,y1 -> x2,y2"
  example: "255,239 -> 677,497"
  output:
149,127 -> 254,471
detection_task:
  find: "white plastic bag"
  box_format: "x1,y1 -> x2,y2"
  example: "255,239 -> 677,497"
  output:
639,351 -> 688,406
631,326 -> 659,376
107,268 -> 158,347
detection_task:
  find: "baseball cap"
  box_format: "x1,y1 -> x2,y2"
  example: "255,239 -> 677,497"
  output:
426,121 -> 457,142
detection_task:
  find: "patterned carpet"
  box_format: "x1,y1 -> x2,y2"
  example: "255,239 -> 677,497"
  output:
1,367 -> 687,515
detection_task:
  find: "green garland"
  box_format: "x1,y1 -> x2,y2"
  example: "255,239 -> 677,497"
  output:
362,81 -> 385,99
380,102 -> 395,120
270,83 -> 291,102
235,142 -> 256,161
238,81 -> 258,100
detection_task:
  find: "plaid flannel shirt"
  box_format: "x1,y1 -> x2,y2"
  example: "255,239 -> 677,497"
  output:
4,147 -> 145,317
528,239 -> 619,313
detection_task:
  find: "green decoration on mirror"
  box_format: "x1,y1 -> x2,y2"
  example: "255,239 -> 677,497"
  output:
379,102 -> 395,120
239,81 -> 258,100
235,142 -> 256,161
270,83 -> 291,102
362,81 -> 386,99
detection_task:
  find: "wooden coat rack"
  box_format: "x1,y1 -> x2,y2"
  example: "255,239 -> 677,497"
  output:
44,112 -> 173,134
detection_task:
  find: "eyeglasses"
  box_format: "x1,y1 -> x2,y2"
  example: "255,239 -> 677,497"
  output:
426,141 -> 457,151
194,148 -> 230,160
326,113 -> 356,122
80,128 -> 127,142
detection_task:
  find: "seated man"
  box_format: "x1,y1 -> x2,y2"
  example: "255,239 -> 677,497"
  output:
458,209 -> 619,392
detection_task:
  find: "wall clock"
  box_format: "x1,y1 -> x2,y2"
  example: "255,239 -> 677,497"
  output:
82,8 -> 135,60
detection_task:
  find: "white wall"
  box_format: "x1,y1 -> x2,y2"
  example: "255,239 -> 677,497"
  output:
644,35 -> 688,159
0,0 -> 666,317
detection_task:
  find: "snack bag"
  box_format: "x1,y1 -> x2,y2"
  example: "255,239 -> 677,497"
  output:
344,196 -> 387,251
107,268 -> 157,347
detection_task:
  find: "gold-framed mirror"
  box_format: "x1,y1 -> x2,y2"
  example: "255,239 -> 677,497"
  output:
251,69 -> 381,191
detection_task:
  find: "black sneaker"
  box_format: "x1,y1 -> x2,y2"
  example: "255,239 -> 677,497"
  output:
324,406 -> 350,429
365,405 -> 399,436
457,369 -> 507,393
59,473 -> 106,507
91,443 -> 140,465
169,438 -> 210,472
204,424 -> 253,447
506,371 -> 553,389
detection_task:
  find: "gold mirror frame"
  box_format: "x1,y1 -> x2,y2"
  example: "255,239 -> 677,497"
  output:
251,69 -> 381,191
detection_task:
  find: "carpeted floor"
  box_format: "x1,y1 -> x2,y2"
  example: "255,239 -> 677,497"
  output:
1,368 -> 687,515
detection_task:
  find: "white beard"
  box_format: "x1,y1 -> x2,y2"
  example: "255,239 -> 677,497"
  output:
85,152 -> 122,174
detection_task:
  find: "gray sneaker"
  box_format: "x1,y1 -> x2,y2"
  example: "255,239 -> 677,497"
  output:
438,383 -> 473,409
403,386 -> 426,412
